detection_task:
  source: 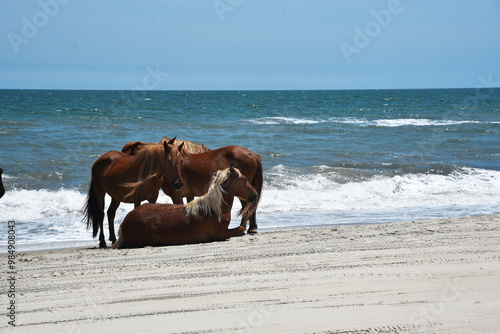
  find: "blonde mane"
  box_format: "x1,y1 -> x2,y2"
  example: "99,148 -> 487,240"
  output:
184,168 -> 241,222
158,137 -> 211,154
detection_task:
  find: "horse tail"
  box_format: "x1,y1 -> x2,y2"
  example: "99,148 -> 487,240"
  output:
0,167 -> 5,199
83,178 -> 103,239
240,154 -> 263,222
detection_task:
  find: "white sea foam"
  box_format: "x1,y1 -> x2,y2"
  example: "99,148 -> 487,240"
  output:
0,189 -> 134,249
329,118 -> 482,127
260,166 -> 500,214
249,117 -> 485,127
248,117 -> 321,125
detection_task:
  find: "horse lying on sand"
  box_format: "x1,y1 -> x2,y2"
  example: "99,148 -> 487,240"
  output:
83,139 -> 184,248
110,167 -> 258,249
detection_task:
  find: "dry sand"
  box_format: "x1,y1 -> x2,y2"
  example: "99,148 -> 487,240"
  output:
1,214 -> 500,333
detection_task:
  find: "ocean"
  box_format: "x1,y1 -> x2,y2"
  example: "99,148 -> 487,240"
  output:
1,88 -> 499,252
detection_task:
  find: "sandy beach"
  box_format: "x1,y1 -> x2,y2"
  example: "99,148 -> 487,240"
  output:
2,214 -> 499,333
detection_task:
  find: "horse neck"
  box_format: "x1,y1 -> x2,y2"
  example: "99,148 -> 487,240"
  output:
132,146 -> 165,180
219,186 -> 235,220
184,176 -> 234,222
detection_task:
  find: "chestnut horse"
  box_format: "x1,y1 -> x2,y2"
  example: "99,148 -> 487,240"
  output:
121,136 -> 210,156
0,168 -> 5,199
83,140 -> 184,248
110,167 -> 258,249
166,145 -> 262,234
122,136 -> 211,204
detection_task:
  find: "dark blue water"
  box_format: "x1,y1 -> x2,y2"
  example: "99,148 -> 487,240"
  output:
1,89 -> 499,251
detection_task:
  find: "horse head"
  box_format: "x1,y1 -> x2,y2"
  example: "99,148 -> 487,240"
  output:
162,138 -> 184,192
224,167 -> 258,203
121,141 -> 148,155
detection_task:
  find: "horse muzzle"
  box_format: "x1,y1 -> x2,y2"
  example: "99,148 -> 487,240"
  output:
173,179 -> 184,191
246,192 -> 258,203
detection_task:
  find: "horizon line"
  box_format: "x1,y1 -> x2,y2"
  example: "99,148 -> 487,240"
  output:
1,86 -> 498,92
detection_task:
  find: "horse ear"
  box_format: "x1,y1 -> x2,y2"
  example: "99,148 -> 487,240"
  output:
229,167 -> 237,176
129,142 -> 142,155
163,141 -> 171,153
167,137 -> 176,145
177,142 -> 185,152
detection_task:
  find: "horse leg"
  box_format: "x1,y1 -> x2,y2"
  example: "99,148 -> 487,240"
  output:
248,211 -> 258,234
148,192 -> 159,204
134,201 -> 142,208
171,193 -> 184,205
97,195 -> 106,247
222,226 -> 246,240
239,199 -> 249,231
107,198 -> 120,244
91,184 -> 107,248
186,196 -> 194,203
239,199 -> 258,234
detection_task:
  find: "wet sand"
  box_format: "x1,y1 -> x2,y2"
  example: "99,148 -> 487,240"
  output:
1,214 -> 499,333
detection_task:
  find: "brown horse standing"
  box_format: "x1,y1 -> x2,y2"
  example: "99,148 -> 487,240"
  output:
0,168 -> 5,199
83,140 -> 184,248
121,136 -> 211,204
110,167 -> 258,249
164,145 -> 263,234
121,136 -> 210,156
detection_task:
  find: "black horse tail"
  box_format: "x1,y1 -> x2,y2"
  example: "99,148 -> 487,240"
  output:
83,179 -> 102,238
0,168 -> 5,199
240,154 -> 263,222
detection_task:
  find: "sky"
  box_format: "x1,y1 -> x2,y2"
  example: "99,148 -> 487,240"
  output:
1,0 -> 499,90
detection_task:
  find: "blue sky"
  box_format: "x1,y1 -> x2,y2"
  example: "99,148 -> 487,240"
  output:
1,0 -> 499,90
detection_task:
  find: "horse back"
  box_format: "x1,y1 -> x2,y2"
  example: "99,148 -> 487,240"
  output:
209,145 -> 259,176
180,146 -> 258,195
92,151 -> 133,177
224,146 -> 260,184
91,150 -> 141,202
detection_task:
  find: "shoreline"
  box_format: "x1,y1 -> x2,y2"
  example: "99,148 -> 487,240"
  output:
1,214 -> 499,333
5,212 -> 497,254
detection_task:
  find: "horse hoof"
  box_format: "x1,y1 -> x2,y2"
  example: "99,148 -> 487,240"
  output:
247,229 -> 257,234
99,242 -> 107,248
